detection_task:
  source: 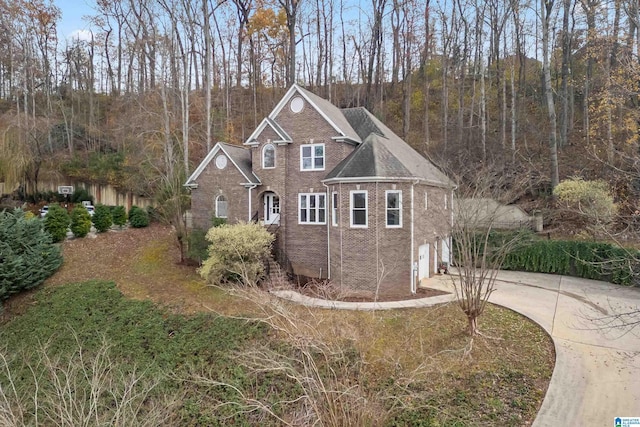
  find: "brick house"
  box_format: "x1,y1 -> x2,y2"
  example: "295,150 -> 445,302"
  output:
185,85 -> 455,294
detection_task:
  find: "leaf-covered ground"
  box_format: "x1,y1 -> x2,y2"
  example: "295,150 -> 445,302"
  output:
0,224 -> 555,425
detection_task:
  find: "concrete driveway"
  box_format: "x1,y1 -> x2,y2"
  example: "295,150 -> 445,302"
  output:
428,270 -> 640,427
274,270 -> 640,425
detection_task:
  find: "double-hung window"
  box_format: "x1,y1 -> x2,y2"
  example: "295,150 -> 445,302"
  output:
350,190 -> 368,228
386,190 -> 402,227
215,195 -> 228,219
299,193 -> 326,224
300,144 -> 325,171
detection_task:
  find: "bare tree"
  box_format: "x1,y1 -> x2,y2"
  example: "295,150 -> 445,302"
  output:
450,172 -> 530,336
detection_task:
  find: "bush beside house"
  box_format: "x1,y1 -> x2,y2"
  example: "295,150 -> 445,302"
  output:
199,222 -> 274,285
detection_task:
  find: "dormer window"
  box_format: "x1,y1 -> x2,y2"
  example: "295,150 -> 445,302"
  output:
262,144 -> 275,168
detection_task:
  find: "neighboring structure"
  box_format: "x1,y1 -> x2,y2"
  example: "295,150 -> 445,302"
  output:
455,198 -> 543,232
185,85 -> 455,294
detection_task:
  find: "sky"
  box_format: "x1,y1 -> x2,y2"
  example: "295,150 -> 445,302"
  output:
54,0 -> 95,42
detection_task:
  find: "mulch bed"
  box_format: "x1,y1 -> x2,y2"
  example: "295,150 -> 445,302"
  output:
297,282 -> 449,303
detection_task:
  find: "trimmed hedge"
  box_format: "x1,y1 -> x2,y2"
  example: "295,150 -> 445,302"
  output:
502,239 -> 639,286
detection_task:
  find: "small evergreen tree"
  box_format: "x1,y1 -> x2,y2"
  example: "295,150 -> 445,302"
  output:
0,209 -> 63,303
70,206 -> 92,237
43,204 -> 70,243
111,205 -> 127,228
93,204 -> 113,233
128,205 -> 149,228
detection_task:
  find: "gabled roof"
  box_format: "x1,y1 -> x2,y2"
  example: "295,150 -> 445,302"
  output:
245,84 -> 362,145
244,117 -> 292,146
325,109 -> 455,188
184,142 -> 260,187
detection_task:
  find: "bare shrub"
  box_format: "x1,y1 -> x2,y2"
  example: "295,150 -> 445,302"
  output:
0,335 -> 179,427
198,285 -> 391,426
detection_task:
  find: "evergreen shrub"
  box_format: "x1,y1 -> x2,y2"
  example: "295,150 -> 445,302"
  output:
43,204 -> 70,242
93,204 -> 113,232
502,239 -> 638,286
128,205 -> 149,228
111,205 -> 127,228
0,209 -> 63,303
70,206 -> 92,237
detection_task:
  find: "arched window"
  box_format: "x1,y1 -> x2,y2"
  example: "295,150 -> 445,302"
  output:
215,195 -> 228,219
262,144 -> 275,168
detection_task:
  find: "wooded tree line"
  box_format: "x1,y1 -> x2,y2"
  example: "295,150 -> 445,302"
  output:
1,0 -> 640,216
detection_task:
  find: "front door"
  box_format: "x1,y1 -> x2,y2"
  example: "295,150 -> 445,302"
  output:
418,244 -> 430,281
264,193 -> 280,225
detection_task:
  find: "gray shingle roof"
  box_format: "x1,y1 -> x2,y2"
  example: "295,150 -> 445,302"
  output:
220,142 -> 260,184
296,86 -> 361,142
325,108 -> 454,188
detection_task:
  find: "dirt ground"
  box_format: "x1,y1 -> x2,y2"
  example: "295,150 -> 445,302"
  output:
1,224 -> 448,322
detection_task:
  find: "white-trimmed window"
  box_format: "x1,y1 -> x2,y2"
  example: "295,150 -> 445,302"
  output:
262,143 -> 275,168
331,192 -> 338,226
386,190 -> 402,227
350,190 -> 368,228
300,143 -> 325,171
299,193 -> 326,224
215,195 -> 228,218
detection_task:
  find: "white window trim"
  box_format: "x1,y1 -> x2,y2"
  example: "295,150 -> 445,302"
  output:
331,192 -> 338,226
262,143 -> 276,169
298,193 -> 327,225
424,192 -> 428,210
215,195 -> 228,219
385,190 -> 402,228
300,143 -> 325,171
444,193 -> 448,209
350,190 -> 368,228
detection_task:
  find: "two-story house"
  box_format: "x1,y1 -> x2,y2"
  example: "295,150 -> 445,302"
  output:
185,85 -> 455,295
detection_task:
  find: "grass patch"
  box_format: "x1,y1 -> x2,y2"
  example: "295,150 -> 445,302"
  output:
2,225 -> 554,426
0,281 -> 296,425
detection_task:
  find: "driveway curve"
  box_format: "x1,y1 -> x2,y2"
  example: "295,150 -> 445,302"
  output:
272,270 -> 640,426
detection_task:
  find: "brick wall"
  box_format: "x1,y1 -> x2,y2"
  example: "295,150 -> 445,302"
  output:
190,151 -> 249,230
328,181 -> 451,293
271,96 -> 355,278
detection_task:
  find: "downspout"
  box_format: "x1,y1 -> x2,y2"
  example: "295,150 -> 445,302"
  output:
247,184 -> 258,221
410,180 -> 417,294
322,182 -> 331,279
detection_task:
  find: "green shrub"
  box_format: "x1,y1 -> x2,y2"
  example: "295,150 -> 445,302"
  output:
70,206 -> 92,237
0,209 -> 62,302
111,205 -> 127,227
93,204 -> 113,232
211,216 -> 227,227
502,239 -> 639,286
43,204 -> 70,242
199,222 -> 274,285
128,205 -> 149,228
186,228 -> 209,264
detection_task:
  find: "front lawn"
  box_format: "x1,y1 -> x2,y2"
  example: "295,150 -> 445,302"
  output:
0,225 -> 554,426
